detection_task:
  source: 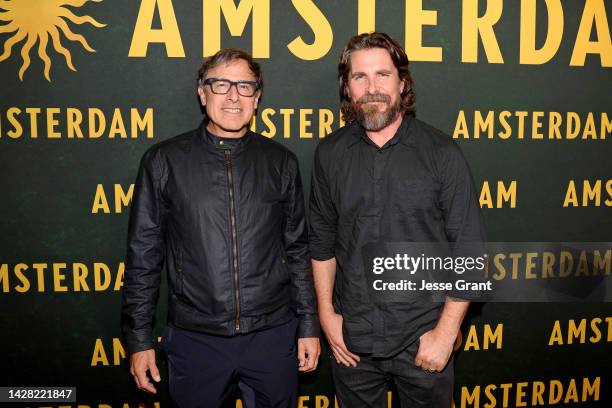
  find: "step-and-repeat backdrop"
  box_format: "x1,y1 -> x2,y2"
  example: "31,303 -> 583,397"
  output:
1,1 -> 610,407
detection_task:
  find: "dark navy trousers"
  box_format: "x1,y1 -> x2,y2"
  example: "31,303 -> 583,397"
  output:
162,319 -> 298,408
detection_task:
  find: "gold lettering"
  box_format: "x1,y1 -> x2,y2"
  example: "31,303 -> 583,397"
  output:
73,263 -> 89,292
358,0 -> 376,34
115,184 -> 134,213
498,110 -> 512,139
89,108 -> 106,138
475,111 -> 494,139
483,324 -> 503,349
549,111 -> 562,139
46,108 -> 61,138
113,338 -> 126,366
462,0 -> 504,63
91,339 -> 109,366
520,0 -> 564,64
288,0 -> 333,60
405,0 -> 442,61
52,263 -> 68,292
568,319 -> 587,344
549,320 -> 563,345
67,108 -> 84,138
109,108 -> 127,138
319,109 -> 333,138
583,180 -> 601,206
593,250 -> 611,275
131,108 -> 154,138
564,379 -> 579,403
15,263 -> 30,293
532,381 -> 546,405
204,0 -> 270,57
92,184 -> 111,214
532,111 -> 544,139
453,110 -> 470,139
582,377 -> 600,401
33,263 -> 46,292
299,109 -> 313,138
515,382 -> 528,407
589,318 -> 602,343
570,0 -> 612,67
129,0 -> 185,57
461,386 -> 480,407
497,181 -> 516,208
261,108 -> 276,138
563,180 -> 578,207
7,107 -> 23,138
280,108 -> 294,138
25,107 -> 40,138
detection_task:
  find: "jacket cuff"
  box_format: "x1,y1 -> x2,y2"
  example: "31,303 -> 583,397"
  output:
123,328 -> 155,355
297,314 -> 321,338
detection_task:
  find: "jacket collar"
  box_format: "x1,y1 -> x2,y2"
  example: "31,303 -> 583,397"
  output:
198,120 -> 254,152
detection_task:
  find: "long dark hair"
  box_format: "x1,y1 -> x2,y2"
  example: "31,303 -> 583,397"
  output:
338,32 -> 415,123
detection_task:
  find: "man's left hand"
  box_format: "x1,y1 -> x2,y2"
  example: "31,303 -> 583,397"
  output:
414,328 -> 456,372
297,337 -> 320,372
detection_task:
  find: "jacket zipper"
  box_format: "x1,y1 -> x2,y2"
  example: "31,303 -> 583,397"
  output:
224,149 -> 241,332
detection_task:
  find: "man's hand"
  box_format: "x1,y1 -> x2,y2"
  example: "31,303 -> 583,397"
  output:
298,337 -> 321,372
414,327 -> 456,372
320,310 -> 360,367
129,349 -> 161,394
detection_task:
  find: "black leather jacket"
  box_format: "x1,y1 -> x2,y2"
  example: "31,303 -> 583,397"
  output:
121,123 -> 319,354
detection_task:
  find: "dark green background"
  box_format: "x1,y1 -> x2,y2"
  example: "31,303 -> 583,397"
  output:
1,1 -> 610,407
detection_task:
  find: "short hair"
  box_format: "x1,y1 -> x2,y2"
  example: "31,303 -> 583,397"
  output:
197,48 -> 263,91
338,32 -> 415,124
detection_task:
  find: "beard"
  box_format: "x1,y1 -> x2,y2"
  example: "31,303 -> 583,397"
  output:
352,93 -> 401,132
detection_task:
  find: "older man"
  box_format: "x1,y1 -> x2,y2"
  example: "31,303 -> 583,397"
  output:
122,48 -> 320,408
310,32 -> 485,407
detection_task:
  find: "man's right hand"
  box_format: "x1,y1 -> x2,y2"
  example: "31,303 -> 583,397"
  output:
319,310 -> 360,367
130,349 -> 161,394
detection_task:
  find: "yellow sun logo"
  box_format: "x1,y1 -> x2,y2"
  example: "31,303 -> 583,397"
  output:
0,0 -> 106,81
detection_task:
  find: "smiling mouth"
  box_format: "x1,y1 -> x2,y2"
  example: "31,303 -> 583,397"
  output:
222,108 -> 242,113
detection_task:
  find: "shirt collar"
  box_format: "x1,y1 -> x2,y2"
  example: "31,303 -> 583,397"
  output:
347,113 -> 416,149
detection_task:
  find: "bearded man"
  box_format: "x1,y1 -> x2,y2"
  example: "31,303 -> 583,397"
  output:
309,32 -> 485,407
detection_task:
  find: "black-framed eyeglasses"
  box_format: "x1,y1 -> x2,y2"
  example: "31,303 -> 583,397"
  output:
200,78 -> 259,97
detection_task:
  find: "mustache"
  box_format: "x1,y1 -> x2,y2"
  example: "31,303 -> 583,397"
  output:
356,93 -> 391,104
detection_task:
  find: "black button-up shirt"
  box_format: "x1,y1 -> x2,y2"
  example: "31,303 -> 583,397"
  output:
309,113 -> 485,357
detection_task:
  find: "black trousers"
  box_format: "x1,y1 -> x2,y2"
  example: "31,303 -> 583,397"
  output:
331,339 -> 454,408
162,319 -> 298,408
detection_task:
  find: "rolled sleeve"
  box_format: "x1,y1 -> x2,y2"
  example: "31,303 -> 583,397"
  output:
309,144 -> 338,261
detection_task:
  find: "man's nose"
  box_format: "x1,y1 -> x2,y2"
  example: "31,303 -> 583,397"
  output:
366,77 -> 377,94
226,84 -> 240,101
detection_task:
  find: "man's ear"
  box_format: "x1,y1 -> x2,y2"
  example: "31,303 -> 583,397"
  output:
197,86 -> 206,106
254,90 -> 261,110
